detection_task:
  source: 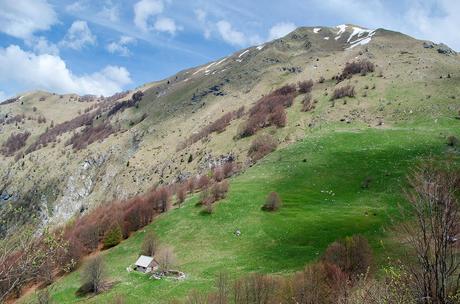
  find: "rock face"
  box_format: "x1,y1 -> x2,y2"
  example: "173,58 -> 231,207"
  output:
51,155 -> 107,224
437,43 -> 456,55
423,41 -> 456,55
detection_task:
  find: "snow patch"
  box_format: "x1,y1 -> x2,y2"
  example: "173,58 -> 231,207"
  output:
346,33 -> 374,50
256,44 -> 265,50
313,28 -> 321,33
216,57 -> 227,65
192,61 -> 217,75
324,37 -> 330,40
347,26 -> 374,43
238,49 -> 250,58
335,24 -> 347,40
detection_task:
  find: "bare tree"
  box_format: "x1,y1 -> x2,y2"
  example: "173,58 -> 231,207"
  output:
81,255 -> 105,294
156,246 -> 176,273
177,185 -> 187,208
232,273 -> 279,304
400,162 -> 459,303
141,231 -> 158,257
0,225 -> 67,302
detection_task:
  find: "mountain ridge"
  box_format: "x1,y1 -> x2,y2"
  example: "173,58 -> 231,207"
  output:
0,23 -> 458,231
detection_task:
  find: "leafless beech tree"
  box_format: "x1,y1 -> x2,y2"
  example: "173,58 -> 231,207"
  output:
141,231 -> 158,257
81,255 -> 105,294
232,273 -> 279,304
157,246 -> 176,273
400,162 -> 460,303
0,225 -> 67,301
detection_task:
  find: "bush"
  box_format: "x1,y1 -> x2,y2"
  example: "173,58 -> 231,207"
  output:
26,111 -> 97,154
66,122 -> 115,151
212,167 -> 224,182
176,185 -> 187,207
322,235 -> 372,278
269,105 -> 287,127
290,261 -> 348,303
298,80 -> 314,94
146,186 -> 171,213
238,85 -> 296,137
179,107 -> 245,150
0,131 -> 30,156
222,162 -> 234,178
197,175 -> 211,190
107,91 -> 143,117
248,134 -> 277,161
261,192 -> 282,211
102,225 -> 122,249
337,59 -> 375,82
447,135 -> 459,147
301,94 -> 314,112
211,181 -> 229,201
331,85 -> 355,100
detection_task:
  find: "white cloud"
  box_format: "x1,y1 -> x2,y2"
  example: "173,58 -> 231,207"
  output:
154,17 -> 180,35
60,21 -> 97,50
65,1 -> 86,13
405,0 -> 460,50
107,36 -> 136,56
216,20 -> 247,46
98,1 -> 120,22
0,45 -> 132,96
0,0 -> 57,40
134,0 -> 164,31
31,36 -> 59,55
215,20 -> 262,47
268,22 -> 296,40
195,9 -> 212,39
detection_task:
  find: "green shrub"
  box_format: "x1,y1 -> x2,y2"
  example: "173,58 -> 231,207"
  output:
103,225 -> 122,249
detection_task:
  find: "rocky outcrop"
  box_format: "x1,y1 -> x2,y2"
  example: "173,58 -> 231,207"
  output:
50,154 -> 107,224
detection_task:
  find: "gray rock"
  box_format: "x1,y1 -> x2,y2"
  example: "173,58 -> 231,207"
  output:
423,41 -> 434,49
437,43 -> 456,55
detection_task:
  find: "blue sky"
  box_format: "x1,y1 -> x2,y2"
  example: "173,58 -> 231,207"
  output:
0,0 -> 458,99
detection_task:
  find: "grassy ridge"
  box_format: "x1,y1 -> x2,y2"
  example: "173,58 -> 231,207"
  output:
27,124 -> 458,304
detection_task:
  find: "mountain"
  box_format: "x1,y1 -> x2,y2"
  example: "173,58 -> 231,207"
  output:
1,24 -> 459,303
0,24 -> 458,232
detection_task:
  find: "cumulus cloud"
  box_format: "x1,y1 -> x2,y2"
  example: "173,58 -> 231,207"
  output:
0,45 -> 131,96
154,17 -> 180,35
98,0 -> 120,22
107,36 -> 136,56
405,0 -> 460,50
65,1 -> 86,13
216,20 -> 248,46
134,0 -> 164,31
215,20 -> 263,46
60,21 -> 97,50
31,36 -> 59,55
195,9 -> 212,39
268,22 -> 296,40
0,0 -> 57,40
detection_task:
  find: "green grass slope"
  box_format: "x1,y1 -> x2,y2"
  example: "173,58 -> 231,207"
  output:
25,121 -> 459,303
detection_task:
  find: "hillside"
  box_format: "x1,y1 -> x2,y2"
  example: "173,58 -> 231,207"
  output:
1,24 -> 458,230
1,24 -> 459,303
